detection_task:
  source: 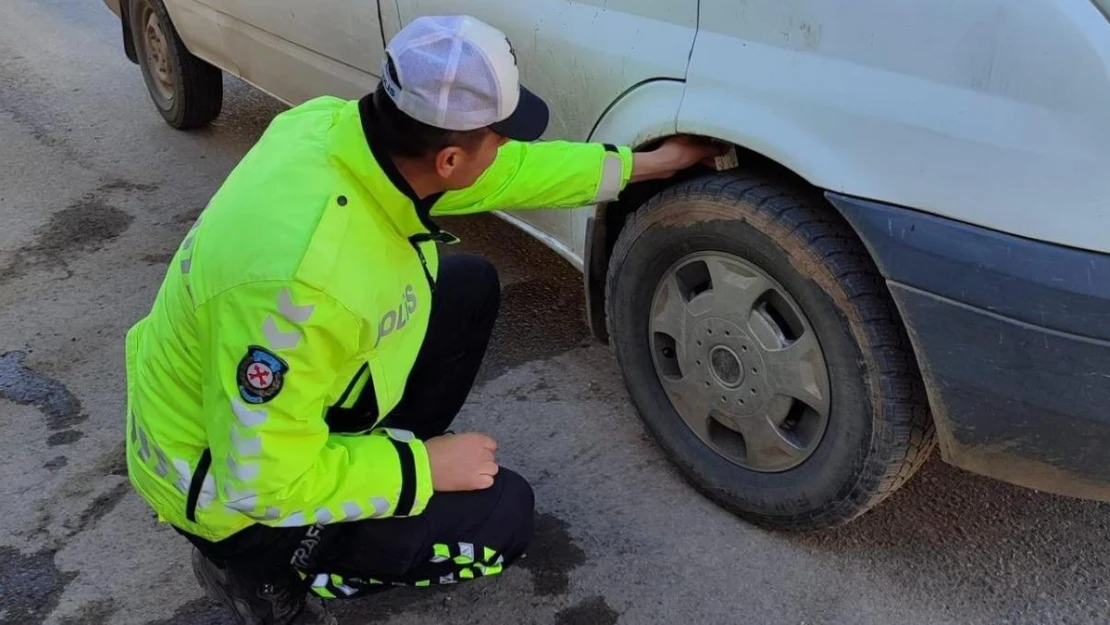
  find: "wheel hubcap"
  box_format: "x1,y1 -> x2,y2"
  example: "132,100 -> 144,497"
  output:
143,10 -> 174,103
709,346 -> 743,388
649,252 -> 831,473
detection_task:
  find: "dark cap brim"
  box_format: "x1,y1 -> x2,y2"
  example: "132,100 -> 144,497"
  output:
490,86 -> 549,142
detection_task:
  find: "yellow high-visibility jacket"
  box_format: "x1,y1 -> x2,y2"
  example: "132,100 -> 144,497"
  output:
124,95 -> 633,542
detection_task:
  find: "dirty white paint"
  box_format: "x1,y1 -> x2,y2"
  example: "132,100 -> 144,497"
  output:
681,0 -> 1110,254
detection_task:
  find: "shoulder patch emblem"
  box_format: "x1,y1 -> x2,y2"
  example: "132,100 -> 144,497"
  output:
237,346 -> 289,404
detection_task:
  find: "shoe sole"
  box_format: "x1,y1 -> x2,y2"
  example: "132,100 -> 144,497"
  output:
192,549 -> 267,625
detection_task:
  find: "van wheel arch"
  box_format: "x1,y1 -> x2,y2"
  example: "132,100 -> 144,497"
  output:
586,143 -> 818,342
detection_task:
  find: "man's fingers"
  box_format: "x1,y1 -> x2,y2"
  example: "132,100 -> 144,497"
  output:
479,435 -> 498,452
459,432 -> 497,449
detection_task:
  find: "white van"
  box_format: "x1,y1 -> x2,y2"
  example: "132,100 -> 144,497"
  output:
102,0 -> 1110,530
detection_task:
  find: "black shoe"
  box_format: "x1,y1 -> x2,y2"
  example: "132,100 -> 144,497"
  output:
191,548 -> 336,625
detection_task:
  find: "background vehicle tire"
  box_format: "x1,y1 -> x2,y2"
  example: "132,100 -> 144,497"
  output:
129,0 -> 222,129
605,172 -> 935,531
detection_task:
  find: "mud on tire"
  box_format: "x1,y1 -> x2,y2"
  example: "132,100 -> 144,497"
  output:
605,172 -> 935,531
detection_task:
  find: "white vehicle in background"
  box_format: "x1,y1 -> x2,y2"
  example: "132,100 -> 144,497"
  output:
102,0 -> 1110,530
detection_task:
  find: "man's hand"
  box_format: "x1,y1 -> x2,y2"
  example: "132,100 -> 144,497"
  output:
630,135 -> 727,183
426,432 -> 500,492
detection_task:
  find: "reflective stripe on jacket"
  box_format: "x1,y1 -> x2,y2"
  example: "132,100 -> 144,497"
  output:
124,95 -> 634,542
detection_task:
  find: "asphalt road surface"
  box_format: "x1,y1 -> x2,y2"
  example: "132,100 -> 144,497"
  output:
2,2 -> 1110,624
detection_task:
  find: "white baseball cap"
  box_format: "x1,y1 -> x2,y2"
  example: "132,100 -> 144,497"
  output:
381,15 -> 550,141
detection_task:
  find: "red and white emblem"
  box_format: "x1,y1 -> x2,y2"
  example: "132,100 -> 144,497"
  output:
245,362 -> 273,389
237,346 -> 288,404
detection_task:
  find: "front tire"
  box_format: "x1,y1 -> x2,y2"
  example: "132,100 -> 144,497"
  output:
605,173 -> 935,531
129,0 -> 223,129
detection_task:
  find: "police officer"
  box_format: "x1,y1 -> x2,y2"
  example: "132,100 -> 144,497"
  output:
124,15 -> 719,625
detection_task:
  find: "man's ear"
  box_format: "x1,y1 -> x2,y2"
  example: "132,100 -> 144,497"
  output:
434,146 -> 464,178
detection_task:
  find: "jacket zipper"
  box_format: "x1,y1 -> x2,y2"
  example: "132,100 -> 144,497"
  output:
409,238 -> 435,292
407,230 -> 458,292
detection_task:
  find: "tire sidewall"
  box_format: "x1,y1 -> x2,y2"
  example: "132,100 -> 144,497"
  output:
608,196 -> 877,521
129,0 -> 186,126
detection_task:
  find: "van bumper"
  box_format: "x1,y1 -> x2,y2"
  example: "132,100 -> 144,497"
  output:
829,192 -> 1110,500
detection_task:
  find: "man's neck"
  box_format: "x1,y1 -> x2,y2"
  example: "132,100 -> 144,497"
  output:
357,93 -> 447,202
393,156 -> 446,200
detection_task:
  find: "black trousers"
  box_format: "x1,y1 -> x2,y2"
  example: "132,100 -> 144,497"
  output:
184,255 -> 534,598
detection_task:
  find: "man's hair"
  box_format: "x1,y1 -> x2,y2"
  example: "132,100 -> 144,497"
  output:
370,84 -> 489,159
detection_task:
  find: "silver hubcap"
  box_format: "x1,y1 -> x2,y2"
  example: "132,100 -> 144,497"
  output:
649,253 -> 831,473
143,11 -> 174,102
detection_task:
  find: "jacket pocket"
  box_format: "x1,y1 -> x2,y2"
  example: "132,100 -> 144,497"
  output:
325,363 -> 380,434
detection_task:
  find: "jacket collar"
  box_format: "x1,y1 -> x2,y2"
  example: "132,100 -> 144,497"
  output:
326,96 -> 444,240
